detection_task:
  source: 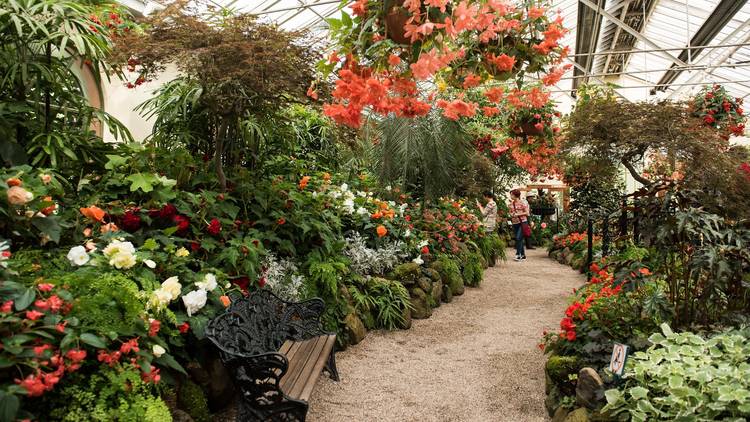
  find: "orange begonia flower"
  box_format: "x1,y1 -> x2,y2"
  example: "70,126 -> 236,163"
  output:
80,206 -> 106,223
376,225 -> 388,238
220,295 -> 231,307
299,176 -> 311,190
100,223 -> 118,233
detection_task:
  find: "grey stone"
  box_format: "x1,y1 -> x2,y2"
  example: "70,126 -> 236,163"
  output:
551,407 -> 569,422
172,409 -> 195,422
576,368 -> 604,410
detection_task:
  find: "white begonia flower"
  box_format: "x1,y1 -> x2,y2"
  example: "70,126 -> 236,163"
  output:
109,251 -> 136,269
195,273 -> 217,291
182,289 -> 207,317
385,185 -> 392,191
417,240 -> 429,248
102,240 -> 136,258
66,246 -> 90,266
175,247 -> 189,257
147,289 -> 172,310
340,183 -> 348,192
152,344 -> 166,358
356,207 -> 369,216
225,282 -> 231,289
144,259 -> 156,269
412,256 -> 424,265
161,276 -> 182,300
404,229 -> 411,237
342,198 -> 355,214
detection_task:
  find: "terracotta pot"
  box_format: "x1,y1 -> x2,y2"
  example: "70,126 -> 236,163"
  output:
386,8 -> 411,44
520,121 -> 544,136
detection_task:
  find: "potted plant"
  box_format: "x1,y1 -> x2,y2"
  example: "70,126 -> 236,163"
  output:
528,190 -> 557,215
510,99 -> 560,138
691,84 -> 746,137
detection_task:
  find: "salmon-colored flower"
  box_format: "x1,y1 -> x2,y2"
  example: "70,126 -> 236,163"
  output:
220,295 -> 231,307
7,186 -> 33,205
100,223 -> 118,233
80,206 -> 106,223
6,178 -> 22,187
376,225 -> 388,238
299,176 -> 311,190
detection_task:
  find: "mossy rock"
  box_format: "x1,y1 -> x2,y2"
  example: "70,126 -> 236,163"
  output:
417,276 -> 432,292
563,408 -> 590,422
177,380 -> 211,422
430,258 -> 464,296
430,280 -> 443,307
423,268 -> 441,283
409,288 -> 432,319
344,313 -> 367,345
442,283 -> 453,303
391,262 -> 421,285
360,310 -> 376,330
398,305 -> 412,329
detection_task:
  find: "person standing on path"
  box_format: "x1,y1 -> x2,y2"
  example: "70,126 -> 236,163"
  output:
477,191 -> 498,233
509,189 -> 529,261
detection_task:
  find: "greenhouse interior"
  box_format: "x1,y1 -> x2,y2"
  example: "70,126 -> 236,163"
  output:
2,0 -> 750,421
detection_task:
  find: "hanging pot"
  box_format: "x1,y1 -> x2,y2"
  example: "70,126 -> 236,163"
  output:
385,8 -> 411,45
519,121 -> 545,136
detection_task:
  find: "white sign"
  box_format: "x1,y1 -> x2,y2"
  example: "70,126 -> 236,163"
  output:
609,343 -> 629,377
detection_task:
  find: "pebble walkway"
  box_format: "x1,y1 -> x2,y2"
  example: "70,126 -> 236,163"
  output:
307,247 -> 585,422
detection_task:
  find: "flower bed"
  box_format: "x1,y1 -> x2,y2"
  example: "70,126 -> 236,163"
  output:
0,153 -> 506,421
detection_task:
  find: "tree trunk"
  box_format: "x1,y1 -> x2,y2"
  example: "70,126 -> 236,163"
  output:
215,119 -> 228,191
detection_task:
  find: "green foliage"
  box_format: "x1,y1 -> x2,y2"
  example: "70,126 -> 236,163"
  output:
0,0 -> 132,170
365,111 -> 471,199
177,380 -> 210,422
477,233 -> 506,265
390,262 -> 421,284
349,277 -> 412,330
604,325 -> 750,421
639,192 -> 750,325
46,365 -> 171,422
461,250 -> 484,287
58,270 -> 145,336
431,255 -> 463,294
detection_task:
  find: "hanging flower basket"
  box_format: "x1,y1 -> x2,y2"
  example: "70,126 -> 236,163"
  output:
385,8 -> 411,45
519,121 -> 545,136
531,206 -> 556,216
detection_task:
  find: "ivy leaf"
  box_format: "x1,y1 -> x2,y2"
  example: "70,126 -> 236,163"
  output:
104,154 -> 128,170
126,173 -> 158,193
79,333 -> 107,349
630,386 -> 649,400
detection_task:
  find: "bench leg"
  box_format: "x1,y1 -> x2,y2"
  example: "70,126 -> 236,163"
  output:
324,349 -> 340,382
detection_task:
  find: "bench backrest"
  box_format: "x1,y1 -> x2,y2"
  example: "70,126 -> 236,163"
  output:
206,289 -> 327,357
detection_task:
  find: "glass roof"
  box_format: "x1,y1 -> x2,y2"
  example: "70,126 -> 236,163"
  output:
135,0 -> 750,105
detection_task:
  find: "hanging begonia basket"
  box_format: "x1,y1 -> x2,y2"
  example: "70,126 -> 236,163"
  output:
385,7 -> 411,44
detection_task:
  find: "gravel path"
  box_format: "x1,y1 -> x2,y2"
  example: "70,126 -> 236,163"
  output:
307,247 -> 585,422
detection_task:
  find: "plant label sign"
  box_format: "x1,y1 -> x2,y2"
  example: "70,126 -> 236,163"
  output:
609,343 -> 629,377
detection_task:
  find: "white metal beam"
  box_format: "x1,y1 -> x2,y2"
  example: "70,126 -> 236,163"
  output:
579,0 -> 689,68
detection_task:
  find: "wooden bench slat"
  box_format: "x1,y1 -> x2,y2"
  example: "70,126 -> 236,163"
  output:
279,337 -> 320,394
286,336 -> 329,400
279,339 -> 294,356
297,335 -> 336,402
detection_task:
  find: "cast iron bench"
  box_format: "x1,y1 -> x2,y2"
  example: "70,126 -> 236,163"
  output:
205,289 -> 339,421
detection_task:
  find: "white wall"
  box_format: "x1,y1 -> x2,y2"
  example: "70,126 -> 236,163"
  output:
100,65 -> 179,143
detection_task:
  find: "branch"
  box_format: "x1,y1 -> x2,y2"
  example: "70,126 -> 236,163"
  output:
622,159 -> 652,186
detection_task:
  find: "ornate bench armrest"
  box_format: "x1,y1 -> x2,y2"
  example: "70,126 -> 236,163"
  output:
223,351 -> 289,384
280,297 -> 333,340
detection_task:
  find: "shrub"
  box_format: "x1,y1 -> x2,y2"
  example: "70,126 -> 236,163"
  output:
431,255 -> 463,295
58,270 -> 146,336
604,324 -> 750,421
45,364 -> 171,422
177,380 -> 210,422
461,251 -> 484,287
349,277 -> 412,330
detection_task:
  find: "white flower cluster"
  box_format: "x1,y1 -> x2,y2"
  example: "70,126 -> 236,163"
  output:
102,240 -> 137,269
343,233 -> 407,276
149,276 -> 183,310
261,253 -> 304,301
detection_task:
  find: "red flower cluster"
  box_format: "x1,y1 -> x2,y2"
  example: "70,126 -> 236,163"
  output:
121,210 -> 142,232
206,218 -> 222,236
